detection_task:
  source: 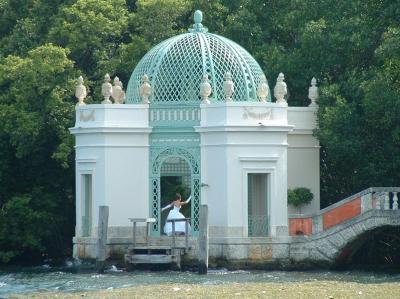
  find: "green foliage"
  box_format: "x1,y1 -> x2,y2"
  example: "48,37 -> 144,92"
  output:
48,0 -> 129,75
160,176 -> 191,216
0,186 -> 73,263
288,188 -> 314,208
0,44 -> 76,262
129,0 -> 191,43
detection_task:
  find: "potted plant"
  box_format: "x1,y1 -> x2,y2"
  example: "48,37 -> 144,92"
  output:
288,187 -> 314,214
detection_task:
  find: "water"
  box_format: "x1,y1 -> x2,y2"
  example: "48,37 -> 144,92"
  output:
1,265 -> 399,298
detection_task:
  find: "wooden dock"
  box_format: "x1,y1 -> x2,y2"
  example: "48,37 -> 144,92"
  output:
125,245 -> 186,266
124,218 -> 191,269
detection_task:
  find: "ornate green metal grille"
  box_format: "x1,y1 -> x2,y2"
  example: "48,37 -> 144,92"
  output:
126,32 -> 271,103
149,133 -> 200,236
248,215 -> 268,236
149,104 -> 200,127
161,157 -> 191,176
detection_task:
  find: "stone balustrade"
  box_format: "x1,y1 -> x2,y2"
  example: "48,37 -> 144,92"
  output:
289,187 -> 400,236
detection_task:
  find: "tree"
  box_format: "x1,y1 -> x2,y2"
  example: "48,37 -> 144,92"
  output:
48,0 -> 129,76
288,188 -> 314,214
0,44 -> 76,262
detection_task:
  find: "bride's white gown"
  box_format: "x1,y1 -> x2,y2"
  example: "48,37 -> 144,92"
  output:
164,205 -> 190,236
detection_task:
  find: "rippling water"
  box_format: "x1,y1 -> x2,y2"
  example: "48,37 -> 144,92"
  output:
1,265 -> 399,298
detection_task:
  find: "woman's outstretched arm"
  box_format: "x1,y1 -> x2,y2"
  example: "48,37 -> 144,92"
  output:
161,203 -> 173,212
181,195 -> 192,205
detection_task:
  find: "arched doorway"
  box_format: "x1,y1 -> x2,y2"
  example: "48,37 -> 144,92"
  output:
160,157 -> 191,235
149,147 -> 200,236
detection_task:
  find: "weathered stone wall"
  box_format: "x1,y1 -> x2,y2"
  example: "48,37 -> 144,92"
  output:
73,188 -> 400,269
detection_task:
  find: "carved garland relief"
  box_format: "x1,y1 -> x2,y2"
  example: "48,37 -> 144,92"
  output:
79,110 -> 95,122
242,107 -> 272,121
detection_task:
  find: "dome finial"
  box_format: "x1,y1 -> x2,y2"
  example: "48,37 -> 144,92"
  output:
194,10 -> 203,24
189,10 -> 208,33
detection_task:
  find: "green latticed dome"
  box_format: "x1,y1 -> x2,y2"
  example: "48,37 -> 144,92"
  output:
126,10 -> 271,104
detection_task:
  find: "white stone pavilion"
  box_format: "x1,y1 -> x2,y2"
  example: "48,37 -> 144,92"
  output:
70,11 -> 320,260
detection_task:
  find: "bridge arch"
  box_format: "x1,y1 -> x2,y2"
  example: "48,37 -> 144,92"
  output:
289,209 -> 400,266
335,224 -> 400,268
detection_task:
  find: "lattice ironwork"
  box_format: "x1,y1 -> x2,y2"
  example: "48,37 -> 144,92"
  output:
149,105 -> 200,127
161,157 -> 191,176
126,30 -> 271,103
248,215 -> 268,237
149,140 -> 201,236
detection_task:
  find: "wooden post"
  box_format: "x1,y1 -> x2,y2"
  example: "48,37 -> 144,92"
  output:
96,205 -> 109,273
185,220 -> 189,251
172,220 -> 176,249
146,222 -> 150,246
133,221 -> 137,247
198,204 -> 209,274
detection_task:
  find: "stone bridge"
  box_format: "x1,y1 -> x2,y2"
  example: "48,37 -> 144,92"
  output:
288,187 -> 400,266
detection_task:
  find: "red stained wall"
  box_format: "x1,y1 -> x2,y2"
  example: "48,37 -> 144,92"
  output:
323,197 -> 361,230
289,218 -> 312,236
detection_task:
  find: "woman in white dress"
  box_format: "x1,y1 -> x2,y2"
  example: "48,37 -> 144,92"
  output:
162,193 -> 191,236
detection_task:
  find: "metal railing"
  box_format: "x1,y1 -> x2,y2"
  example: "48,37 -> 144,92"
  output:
248,215 -> 268,237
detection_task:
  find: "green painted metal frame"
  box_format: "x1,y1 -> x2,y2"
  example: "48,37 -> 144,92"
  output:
126,20 -> 272,104
149,140 -> 201,236
149,103 -> 201,236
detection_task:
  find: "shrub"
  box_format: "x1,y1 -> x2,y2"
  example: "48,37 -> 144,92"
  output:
288,187 -> 314,207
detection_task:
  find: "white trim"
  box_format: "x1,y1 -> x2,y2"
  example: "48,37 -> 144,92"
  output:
69,127 -> 152,134
200,102 -> 288,109
200,143 -> 288,148
242,167 -> 275,237
288,129 -> 314,135
195,125 -> 294,133
239,156 -> 280,162
76,158 -> 96,163
75,144 -> 150,149
80,173 -> 93,237
76,161 -> 96,238
287,106 -> 318,112
288,146 -> 320,149
76,103 -> 149,110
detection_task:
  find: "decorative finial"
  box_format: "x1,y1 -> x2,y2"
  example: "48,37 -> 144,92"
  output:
194,10 -> 203,24
199,74 -> 212,104
257,74 -> 269,102
140,74 -> 151,104
223,72 -> 234,102
188,10 -> 208,33
112,76 -> 126,104
308,77 -> 319,107
273,72 -> 287,104
101,73 -> 113,104
75,76 -> 87,106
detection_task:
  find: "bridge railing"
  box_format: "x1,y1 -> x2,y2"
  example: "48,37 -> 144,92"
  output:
289,187 -> 400,236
